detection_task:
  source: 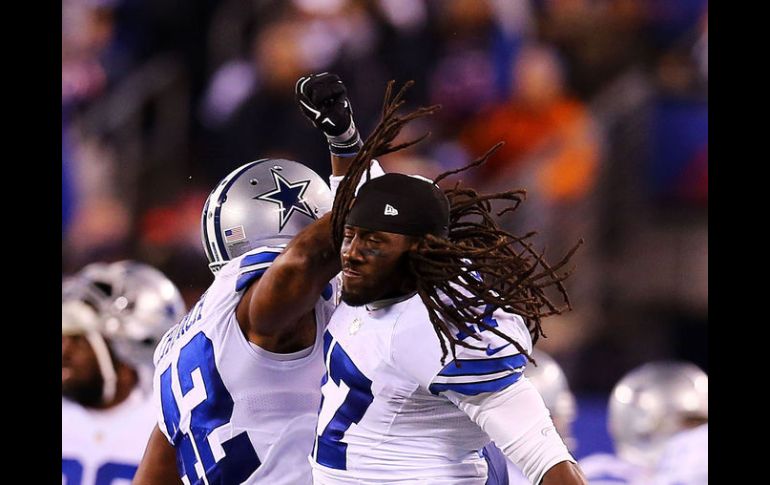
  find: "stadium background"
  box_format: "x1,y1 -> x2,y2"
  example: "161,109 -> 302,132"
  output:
61,0 -> 708,458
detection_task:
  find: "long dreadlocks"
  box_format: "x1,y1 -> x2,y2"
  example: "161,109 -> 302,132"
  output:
331,81 -> 582,365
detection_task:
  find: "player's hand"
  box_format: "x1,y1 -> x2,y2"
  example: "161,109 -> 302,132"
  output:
295,73 -> 360,155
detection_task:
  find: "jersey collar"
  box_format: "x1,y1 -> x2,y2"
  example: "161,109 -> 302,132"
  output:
364,291 -> 418,312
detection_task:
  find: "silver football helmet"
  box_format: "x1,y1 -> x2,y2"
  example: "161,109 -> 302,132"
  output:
201,159 -> 332,274
526,350 -> 577,450
76,260 -> 187,367
63,261 -> 186,402
608,361 -> 708,468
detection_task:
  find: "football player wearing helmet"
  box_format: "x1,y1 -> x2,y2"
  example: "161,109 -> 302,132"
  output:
578,361 -> 708,484
133,73 -> 381,485
62,262 -> 186,485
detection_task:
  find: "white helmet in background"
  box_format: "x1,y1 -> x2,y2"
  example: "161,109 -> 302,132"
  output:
608,361 -> 708,468
525,349 -> 577,450
201,158 -> 332,274
62,261 -> 186,403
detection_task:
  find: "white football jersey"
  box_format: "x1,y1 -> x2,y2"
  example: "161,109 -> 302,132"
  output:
152,246 -> 337,485
654,424 -> 707,485
578,453 -> 654,485
62,388 -> 156,485
310,294 -> 533,484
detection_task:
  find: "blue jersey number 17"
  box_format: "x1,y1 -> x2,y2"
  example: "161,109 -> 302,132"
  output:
313,332 -> 374,470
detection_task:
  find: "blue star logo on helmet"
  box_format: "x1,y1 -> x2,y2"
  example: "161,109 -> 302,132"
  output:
255,169 -> 316,230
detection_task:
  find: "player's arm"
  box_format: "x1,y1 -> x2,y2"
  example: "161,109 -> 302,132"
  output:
447,378 -> 586,485
412,309 -> 585,485
236,212 -> 338,338
235,73 -> 360,339
132,425 -> 181,485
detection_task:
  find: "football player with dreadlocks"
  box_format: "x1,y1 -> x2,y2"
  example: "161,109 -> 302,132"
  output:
300,73 -> 514,485
62,261 -> 186,485
309,81 -> 586,484
133,73 -> 387,485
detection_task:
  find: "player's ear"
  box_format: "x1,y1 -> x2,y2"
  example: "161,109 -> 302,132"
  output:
408,236 -> 422,252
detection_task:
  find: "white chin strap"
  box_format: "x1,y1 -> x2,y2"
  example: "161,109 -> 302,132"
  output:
84,331 -> 117,405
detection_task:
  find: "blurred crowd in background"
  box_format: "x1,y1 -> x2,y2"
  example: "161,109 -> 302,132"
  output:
62,0 -> 707,457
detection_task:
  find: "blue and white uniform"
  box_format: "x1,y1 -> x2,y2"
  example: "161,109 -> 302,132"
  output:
62,388 -> 156,485
152,246 -> 337,485
311,294 -> 574,484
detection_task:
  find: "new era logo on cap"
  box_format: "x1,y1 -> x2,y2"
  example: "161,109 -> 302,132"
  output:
384,204 -> 399,216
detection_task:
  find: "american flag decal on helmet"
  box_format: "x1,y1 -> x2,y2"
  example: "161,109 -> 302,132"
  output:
224,225 -> 246,243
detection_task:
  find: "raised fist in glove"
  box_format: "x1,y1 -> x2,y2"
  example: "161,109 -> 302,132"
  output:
295,72 -> 361,156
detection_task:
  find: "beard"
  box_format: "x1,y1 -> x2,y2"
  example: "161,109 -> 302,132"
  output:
62,373 -> 104,407
340,254 -> 414,307
340,275 -> 415,307
340,287 -> 375,307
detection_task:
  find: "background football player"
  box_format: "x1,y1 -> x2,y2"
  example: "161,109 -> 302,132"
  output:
62,261 -> 186,485
578,361 -> 708,484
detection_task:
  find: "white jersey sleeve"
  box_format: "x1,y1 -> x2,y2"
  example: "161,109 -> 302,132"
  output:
447,378 -> 575,485
393,307 -> 573,484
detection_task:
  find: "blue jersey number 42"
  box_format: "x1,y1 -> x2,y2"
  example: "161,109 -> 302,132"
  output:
159,332 -> 260,484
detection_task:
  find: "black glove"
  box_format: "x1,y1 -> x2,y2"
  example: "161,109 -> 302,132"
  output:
295,72 -> 362,156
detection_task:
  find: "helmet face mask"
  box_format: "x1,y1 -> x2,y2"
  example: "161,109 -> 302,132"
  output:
201,159 -> 332,274
62,262 -> 185,404
608,361 -> 708,468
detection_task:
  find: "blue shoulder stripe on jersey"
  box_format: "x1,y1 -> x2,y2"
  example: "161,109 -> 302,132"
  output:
239,249 -> 281,268
322,283 -> 333,301
428,370 -> 524,396
235,265 -> 270,292
235,249 -> 284,291
437,353 -> 527,377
